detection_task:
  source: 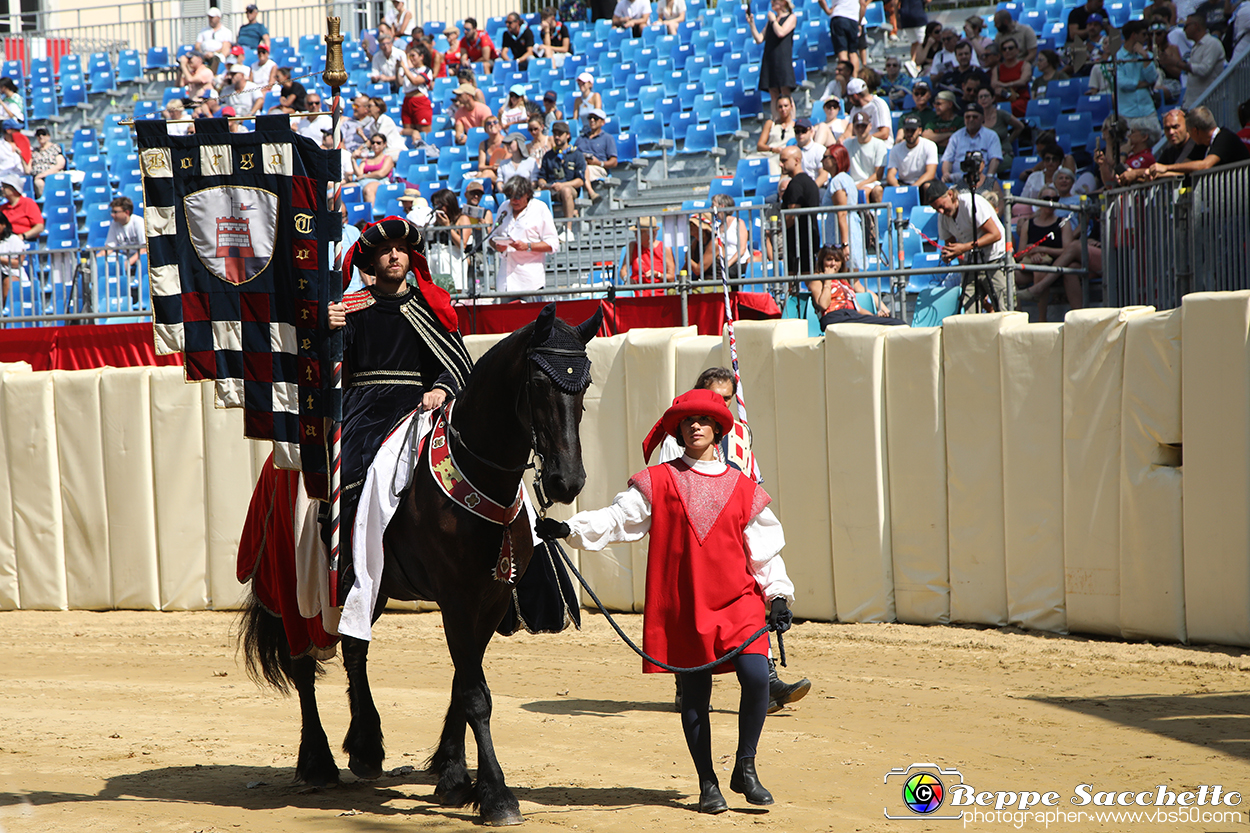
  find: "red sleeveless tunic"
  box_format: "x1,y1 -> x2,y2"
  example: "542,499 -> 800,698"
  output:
629,459 -> 773,674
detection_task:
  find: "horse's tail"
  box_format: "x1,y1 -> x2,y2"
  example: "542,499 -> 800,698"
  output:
238,591 -> 300,694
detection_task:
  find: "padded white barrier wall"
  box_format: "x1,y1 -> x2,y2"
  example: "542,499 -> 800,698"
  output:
4,299 -> 1250,647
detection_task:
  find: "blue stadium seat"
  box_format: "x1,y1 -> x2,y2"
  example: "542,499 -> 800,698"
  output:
677,123 -> 721,157
1078,93 -> 1111,126
1011,155 -> 1039,181
1057,111 -> 1092,137
692,93 -> 721,123
708,177 -> 742,199
736,157 -> 770,193
676,82 -> 702,110
671,110 -> 698,141
117,50 -> 143,83
615,131 -> 638,163
61,82 -> 87,108
59,54 -> 83,78
614,100 -> 640,130
883,185 -> 920,213
638,85 -> 665,114
1024,96 -> 1060,128
711,107 -> 745,138
629,113 -> 672,157
908,205 -> 940,242
654,97 -> 682,125
32,94 -> 58,122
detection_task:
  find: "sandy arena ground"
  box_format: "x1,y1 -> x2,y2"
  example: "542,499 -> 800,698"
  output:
1,609 -> 1247,833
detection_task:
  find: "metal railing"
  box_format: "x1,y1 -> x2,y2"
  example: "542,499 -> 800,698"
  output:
1102,159 -> 1250,309
2,245 -> 150,326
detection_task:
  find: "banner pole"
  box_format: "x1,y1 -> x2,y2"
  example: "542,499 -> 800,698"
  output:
712,209 -> 761,482
324,16 -> 348,607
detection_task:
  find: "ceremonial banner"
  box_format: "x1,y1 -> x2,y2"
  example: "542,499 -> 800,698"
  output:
136,114 -> 342,499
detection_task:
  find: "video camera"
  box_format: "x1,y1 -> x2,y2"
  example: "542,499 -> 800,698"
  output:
960,150 -> 984,184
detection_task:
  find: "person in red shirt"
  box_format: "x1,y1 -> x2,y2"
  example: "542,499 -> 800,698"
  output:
0,176 -> 45,243
440,23 -> 462,77
1124,123 -> 1157,170
459,17 -> 496,72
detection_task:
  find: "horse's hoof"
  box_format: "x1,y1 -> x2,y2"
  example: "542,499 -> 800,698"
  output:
434,778 -> 475,807
483,808 -> 524,826
298,767 -> 340,789
348,756 -> 384,781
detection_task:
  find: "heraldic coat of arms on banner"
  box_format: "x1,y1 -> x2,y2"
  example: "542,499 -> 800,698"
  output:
184,186 -> 279,286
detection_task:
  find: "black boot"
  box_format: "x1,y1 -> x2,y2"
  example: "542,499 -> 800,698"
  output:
767,657 -> 811,714
730,757 -> 774,806
699,778 -> 728,814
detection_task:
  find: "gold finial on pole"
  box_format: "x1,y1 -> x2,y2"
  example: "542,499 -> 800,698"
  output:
323,16 -> 348,90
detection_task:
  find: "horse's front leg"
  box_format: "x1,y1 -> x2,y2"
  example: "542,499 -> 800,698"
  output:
292,654 -> 340,787
430,679 -> 473,807
444,605 -> 523,826
341,634 -> 386,780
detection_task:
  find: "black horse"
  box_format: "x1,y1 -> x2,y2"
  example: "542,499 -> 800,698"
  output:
240,304 -> 600,825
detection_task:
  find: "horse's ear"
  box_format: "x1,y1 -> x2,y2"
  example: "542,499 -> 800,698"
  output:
531,303 -> 557,348
574,304 -> 604,344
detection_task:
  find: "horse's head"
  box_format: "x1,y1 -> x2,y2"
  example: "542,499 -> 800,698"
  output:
524,303 -> 602,505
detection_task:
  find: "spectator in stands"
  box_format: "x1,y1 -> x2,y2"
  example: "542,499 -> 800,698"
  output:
500,132 -> 538,183
322,128 -> 352,181
370,36 -> 404,94
941,102 -> 1003,187
811,245 -> 905,326
528,114 -> 554,160
1151,105 -> 1250,175
939,40 -> 989,98
103,196 -> 146,272
499,85 -> 531,129
779,146 -> 821,276
929,29 -> 965,80
196,7 -> 233,72
910,22 -> 943,76
400,43 -> 433,136
462,179 -> 494,227
426,189 -> 473,293
236,4 -> 269,50
1076,14 -> 1112,72
0,133 -> 20,186
274,67 -> 306,113
1134,108 -> 1199,175
1238,98 -> 1250,151
352,135 -> 395,203
474,116 -> 507,182
921,179 -> 1007,312
1067,0 -> 1105,42
0,212 -> 23,306
878,56 -> 913,110
456,69 -> 487,103
164,99 -> 192,135
813,96 -> 849,146
899,79 -> 935,136
612,0 -> 651,37
575,109 -> 616,202
963,15 -> 993,62
991,37 -> 1032,118
794,117 -> 825,179
541,91 -> 563,127
1013,185 -> 1074,319
501,13 -> 536,71
658,0 -> 687,35
688,195 -> 752,282
490,175 -> 558,294
925,90 -> 962,152
1145,0 -> 1177,26
1181,14 -> 1226,107
886,115 -> 939,188
224,64 -> 263,116
386,0 -> 415,39
250,43 -> 275,89
1148,22 -> 1184,104
817,59 -> 855,103
536,8 -> 572,68
538,121 -> 586,219
26,128 -> 64,200
1095,21 -> 1161,140
572,71 -> 602,124
978,86 -> 1023,175
0,176 -> 44,244
844,112 -> 886,203
460,18 -> 497,72
1233,2 -> 1250,62
1095,118 -> 1157,186
894,0 -> 928,49
180,51 -> 216,101
297,92 -> 331,141
368,97 -> 406,159
400,187 -> 433,226
992,11 -> 1038,62
757,93 -> 797,164
819,145 -> 864,268
439,25 -> 461,77
0,78 -> 23,127
623,216 -> 674,295
748,0 -> 798,122
1031,49 -> 1068,98
453,85 -> 494,144
843,77 -> 893,148
818,0 -> 865,76
341,94 -> 372,152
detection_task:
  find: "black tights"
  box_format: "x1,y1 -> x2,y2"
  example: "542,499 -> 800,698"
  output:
678,653 -> 770,783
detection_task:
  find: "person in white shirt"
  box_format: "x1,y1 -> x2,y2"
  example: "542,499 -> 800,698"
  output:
0,212 -> 26,304
843,77 -> 894,148
921,179 -> 1007,311
1180,14 -> 1227,107
251,43 -> 276,89
940,102 -> 1003,187
613,0 -> 652,36
297,91 -> 332,142
488,175 -> 559,294
844,112 -> 887,202
195,7 -> 234,71
103,196 -> 146,272
223,64 -> 263,116
886,115 -> 939,187
818,0 -> 867,74
794,118 -> 825,178
370,36 -> 404,93
498,132 -> 539,183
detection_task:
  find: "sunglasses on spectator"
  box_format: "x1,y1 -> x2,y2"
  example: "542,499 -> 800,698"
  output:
371,139 -> 385,145
1003,44 -> 1018,50
485,119 -> 499,125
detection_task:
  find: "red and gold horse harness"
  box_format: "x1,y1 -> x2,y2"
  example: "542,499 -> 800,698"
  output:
427,402 -> 524,584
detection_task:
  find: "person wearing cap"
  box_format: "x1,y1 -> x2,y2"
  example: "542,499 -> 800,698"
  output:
499,84 -> 530,130
370,35 -> 403,93
396,187 -> 432,228
924,90 -> 962,152
458,17 -> 496,73
572,71 -> 602,124
452,85 -> 494,144
323,217 -> 474,591
472,115 -> 507,182
179,50 -> 216,101
940,101 -> 1003,187
575,108 -> 616,202
612,0 -> 651,37
440,24 -> 463,76
224,63 -> 263,116
536,7 -> 572,66
455,69 -> 487,103
250,42 -> 275,88
1066,0 -> 1105,43
461,179 -> 494,228
842,77 -> 893,149
791,117 -> 823,179
812,95 -> 849,146
541,90 -> 563,128
843,112 -> 886,203
501,12 -> 535,71
899,79 -> 935,134
236,4 -> 269,51
623,216 -> 674,294
195,7 -> 234,71
499,131 -> 538,183
489,175 -> 559,293
0,177 -> 44,244
920,179 -> 1007,312
538,121 -> 587,219
886,115 -> 939,187
540,388 -> 794,815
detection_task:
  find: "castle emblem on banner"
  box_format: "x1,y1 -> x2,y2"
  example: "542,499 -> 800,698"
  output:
184,185 -> 279,285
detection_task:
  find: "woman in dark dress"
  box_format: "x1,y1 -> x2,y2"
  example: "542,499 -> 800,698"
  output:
748,0 -> 798,121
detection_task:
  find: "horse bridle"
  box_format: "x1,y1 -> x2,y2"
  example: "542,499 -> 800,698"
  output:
444,346 -> 591,517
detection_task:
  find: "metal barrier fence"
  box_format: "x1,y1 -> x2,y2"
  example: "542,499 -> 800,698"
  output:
2,244 -> 149,325
1102,159 -> 1250,309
